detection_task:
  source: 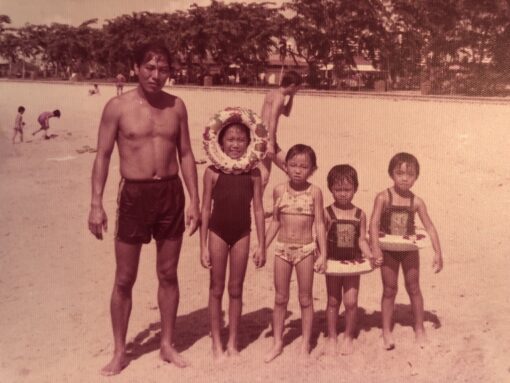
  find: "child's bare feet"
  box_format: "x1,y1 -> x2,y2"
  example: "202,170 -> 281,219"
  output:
297,340 -> 311,361
415,328 -> 428,348
339,336 -> 354,355
100,352 -> 128,376
160,343 -> 188,368
227,344 -> 240,357
382,331 -> 395,350
212,346 -> 228,363
264,341 -> 283,363
325,336 -> 337,356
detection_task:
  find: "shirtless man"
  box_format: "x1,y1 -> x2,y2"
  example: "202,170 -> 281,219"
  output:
259,70 -> 302,189
88,43 -> 200,376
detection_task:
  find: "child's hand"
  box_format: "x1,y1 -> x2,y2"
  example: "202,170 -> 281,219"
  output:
266,142 -> 275,160
252,247 -> 266,268
432,252 -> 443,273
314,255 -> 326,274
200,247 -> 211,269
371,247 -> 384,268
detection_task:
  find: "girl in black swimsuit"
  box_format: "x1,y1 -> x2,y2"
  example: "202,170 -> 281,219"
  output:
200,123 -> 266,361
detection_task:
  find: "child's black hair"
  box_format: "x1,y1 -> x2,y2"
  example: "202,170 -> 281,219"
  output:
388,152 -> 420,178
327,164 -> 359,191
285,144 -> 317,169
281,70 -> 302,87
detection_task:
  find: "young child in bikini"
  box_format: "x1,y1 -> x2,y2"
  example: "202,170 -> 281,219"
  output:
369,152 -> 443,350
200,122 -> 266,361
264,144 -> 327,363
324,164 -> 374,355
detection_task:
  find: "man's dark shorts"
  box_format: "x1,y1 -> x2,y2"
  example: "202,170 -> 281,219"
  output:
115,175 -> 185,244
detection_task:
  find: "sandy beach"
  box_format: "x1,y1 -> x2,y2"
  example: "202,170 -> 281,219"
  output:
1,81 -> 509,383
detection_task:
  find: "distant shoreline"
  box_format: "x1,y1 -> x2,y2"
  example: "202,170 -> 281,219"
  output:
2,78 -> 509,105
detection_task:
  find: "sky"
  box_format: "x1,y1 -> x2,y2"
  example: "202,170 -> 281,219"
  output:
0,0 -> 284,27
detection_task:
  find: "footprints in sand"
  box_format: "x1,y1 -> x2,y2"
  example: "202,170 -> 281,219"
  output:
76,145 -> 97,154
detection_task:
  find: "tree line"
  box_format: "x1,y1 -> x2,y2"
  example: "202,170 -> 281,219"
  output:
1,0 -> 509,95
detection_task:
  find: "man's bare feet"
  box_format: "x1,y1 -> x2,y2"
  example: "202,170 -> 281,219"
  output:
339,336 -> 354,355
100,352 -> 128,376
382,332 -> 395,350
264,342 -> 283,363
415,328 -> 428,348
325,336 -> 337,356
160,343 -> 188,368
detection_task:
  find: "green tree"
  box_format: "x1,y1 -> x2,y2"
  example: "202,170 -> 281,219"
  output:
388,0 -> 460,90
101,12 -> 172,77
188,1 -> 282,84
283,0 -> 386,87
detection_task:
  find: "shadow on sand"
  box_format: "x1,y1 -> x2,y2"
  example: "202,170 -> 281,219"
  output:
269,304 -> 441,352
357,303 -> 441,335
125,307 -> 277,360
125,307 -> 209,361
312,304 -> 441,340
124,304 -> 440,360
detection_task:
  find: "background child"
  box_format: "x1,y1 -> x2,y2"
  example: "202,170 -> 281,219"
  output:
324,164 -> 373,356
33,109 -> 61,139
116,73 -> 126,95
264,144 -> 327,363
200,122 -> 265,361
259,70 -> 302,190
12,106 -> 26,144
88,84 -> 100,95
369,152 -> 443,350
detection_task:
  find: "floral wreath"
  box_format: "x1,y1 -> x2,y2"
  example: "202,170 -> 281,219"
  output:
203,107 -> 268,174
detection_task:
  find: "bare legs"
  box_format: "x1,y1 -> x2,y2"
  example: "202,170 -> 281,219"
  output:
381,251 -> 424,349
101,237 -> 185,376
264,257 -> 291,362
101,240 -> 141,376
32,126 -> 49,139
325,275 -> 360,355
208,232 -> 250,361
265,255 -> 314,363
12,130 -> 23,143
156,238 -> 188,367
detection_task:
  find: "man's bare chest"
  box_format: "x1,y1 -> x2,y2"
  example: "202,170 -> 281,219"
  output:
119,107 -> 180,140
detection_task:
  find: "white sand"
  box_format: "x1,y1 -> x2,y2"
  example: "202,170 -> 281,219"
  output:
1,82 -> 509,383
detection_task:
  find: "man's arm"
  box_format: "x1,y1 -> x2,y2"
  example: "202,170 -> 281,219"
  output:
282,94 -> 294,117
88,99 -> 120,240
176,98 -> 200,235
265,92 -> 285,157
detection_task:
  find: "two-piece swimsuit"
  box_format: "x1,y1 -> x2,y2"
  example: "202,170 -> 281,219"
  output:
380,188 -> 416,256
326,205 -> 362,261
274,183 -> 316,265
209,169 -> 253,247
